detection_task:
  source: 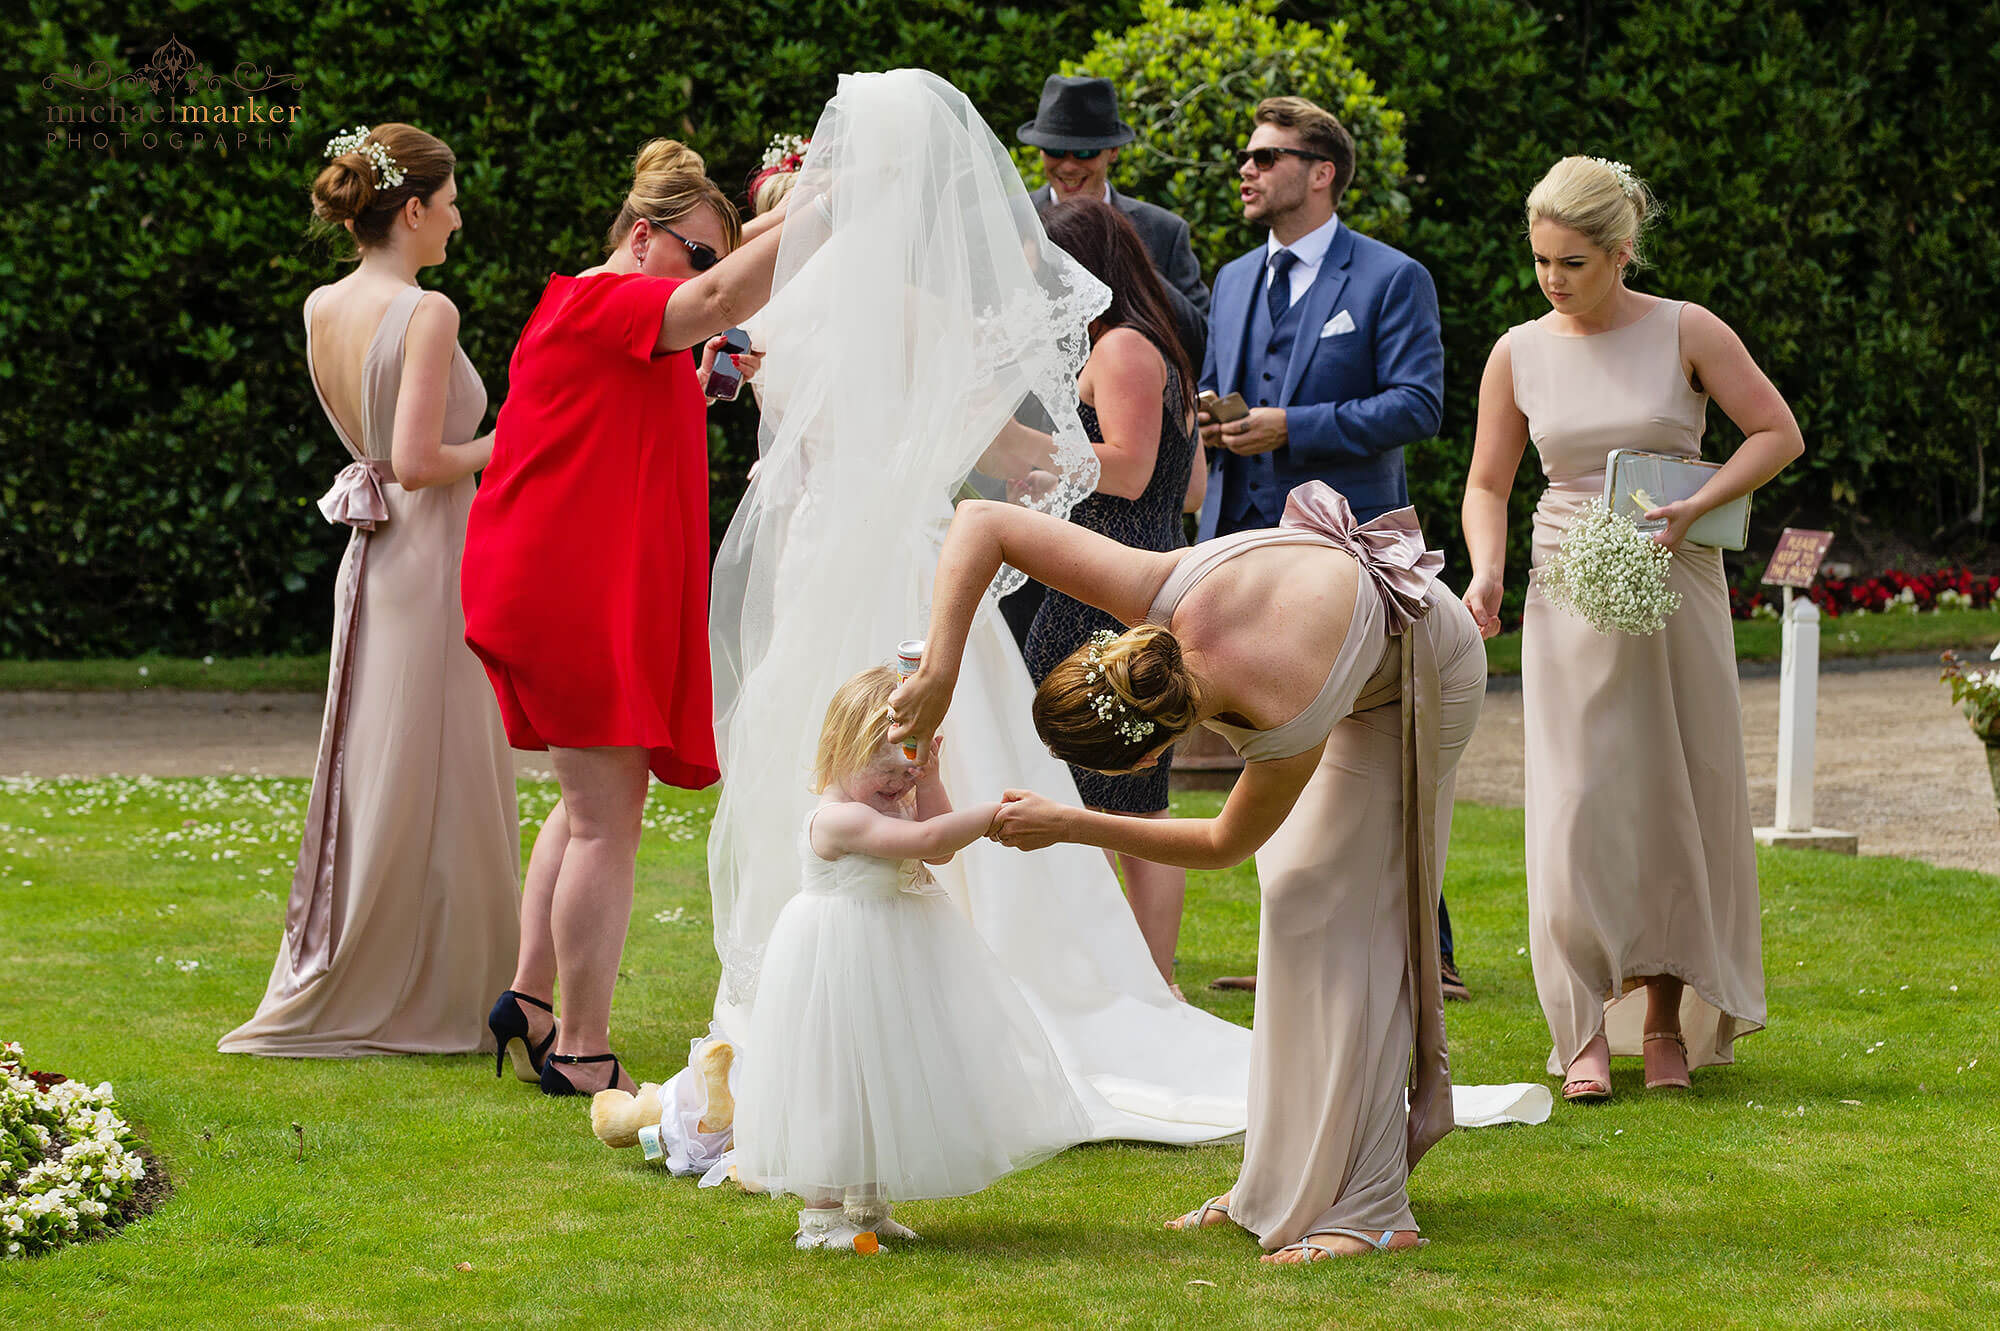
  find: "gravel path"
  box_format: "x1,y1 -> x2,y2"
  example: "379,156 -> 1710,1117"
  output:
3,663 -> 1993,877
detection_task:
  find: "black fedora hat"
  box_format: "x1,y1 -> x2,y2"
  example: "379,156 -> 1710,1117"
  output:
1017,75 -> 1135,152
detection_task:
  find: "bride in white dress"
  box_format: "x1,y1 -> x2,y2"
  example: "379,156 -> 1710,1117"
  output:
706,69 -> 1251,1147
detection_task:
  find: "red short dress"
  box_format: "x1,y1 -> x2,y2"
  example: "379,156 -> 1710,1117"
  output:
462,271 -> 719,788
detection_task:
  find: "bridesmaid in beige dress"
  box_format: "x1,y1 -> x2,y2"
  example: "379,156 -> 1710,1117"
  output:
1460,157 -> 1803,1100
891,483 -> 1485,1262
220,124 -> 521,1058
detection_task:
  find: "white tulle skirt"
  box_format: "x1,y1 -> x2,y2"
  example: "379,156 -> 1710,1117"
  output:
734,881 -> 1092,1203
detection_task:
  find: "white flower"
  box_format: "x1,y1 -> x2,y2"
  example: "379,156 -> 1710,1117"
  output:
323,126 -> 406,190
1591,157 -> 1639,194
760,132 -> 809,170
1538,499 -> 1682,636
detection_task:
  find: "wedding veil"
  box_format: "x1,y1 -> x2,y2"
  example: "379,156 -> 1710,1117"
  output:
707,70 -> 1110,1017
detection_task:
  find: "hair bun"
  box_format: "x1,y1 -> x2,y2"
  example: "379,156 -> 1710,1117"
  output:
633,137 -> 704,184
310,154 -> 375,225
1101,626 -> 1200,732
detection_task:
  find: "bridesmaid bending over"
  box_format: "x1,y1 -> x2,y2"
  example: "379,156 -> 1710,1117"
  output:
891,485 -> 1484,1262
462,139 -> 787,1096
1460,156 -> 1802,1101
222,123 -> 520,1057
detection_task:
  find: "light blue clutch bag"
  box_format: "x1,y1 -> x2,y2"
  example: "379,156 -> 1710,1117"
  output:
1603,449 -> 1750,551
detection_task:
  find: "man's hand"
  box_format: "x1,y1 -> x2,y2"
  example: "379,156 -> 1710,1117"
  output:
1215,407 -> 1287,457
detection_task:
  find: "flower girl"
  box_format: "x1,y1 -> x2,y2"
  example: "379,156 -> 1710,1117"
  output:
734,665 -> 1091,1252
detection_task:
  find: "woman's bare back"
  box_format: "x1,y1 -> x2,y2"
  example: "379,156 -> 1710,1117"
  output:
1167,542 -> 1362,733
306,273 -> 417,448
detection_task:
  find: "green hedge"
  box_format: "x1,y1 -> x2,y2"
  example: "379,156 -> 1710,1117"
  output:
1323,0 -> 1999,613
1012,0 -> 1411,268
3,0 -> 1994,655
1,0 -> 1144,656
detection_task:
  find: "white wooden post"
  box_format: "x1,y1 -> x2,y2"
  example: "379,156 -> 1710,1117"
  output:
1756,595 -> 1856,853
1774,598 -> 1819,832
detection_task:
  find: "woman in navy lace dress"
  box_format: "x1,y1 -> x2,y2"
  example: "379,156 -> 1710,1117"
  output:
1022,199 -> 1199,995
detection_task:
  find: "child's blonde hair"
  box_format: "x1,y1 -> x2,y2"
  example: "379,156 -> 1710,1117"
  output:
811,665 -> 899,794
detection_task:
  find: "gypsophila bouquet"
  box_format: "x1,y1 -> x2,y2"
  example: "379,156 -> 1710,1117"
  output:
1539,499 -> 1682,636
1,1042 -> 149,1259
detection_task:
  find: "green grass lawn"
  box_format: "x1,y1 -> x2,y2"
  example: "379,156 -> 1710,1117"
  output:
0,655 -> 331,692
8,608 -> 1994,692
2,778 -> 1995,1327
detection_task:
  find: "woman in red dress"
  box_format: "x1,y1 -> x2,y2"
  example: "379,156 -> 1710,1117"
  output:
463,138 -> 787,1095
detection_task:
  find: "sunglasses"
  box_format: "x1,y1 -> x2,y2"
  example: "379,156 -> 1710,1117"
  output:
652,221 -> 721,271
1042,147 -> 1105,161
1233,146 -> 1332,171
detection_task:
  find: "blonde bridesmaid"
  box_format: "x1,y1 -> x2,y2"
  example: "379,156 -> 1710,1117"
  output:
221,124 -> 520,1058
1460,157 -> 1803,1100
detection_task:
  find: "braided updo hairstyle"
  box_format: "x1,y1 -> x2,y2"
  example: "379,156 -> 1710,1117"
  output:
1524,156 -> 1660,271
1032,625 -> 1202,772
310,123 -> 455,251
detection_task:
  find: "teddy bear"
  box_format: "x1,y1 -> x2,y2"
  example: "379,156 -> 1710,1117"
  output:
591,1029 -> 751,1186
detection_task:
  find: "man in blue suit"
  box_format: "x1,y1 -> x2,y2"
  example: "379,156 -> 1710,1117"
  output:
1197,96 -> 1444,537
1199,97 -> 1469,1000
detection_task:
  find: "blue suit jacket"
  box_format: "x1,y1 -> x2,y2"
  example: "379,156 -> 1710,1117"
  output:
1197,223 -> 1444,538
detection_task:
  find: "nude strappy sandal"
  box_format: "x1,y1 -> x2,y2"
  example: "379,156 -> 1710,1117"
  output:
1643,1030 -> 1692,1090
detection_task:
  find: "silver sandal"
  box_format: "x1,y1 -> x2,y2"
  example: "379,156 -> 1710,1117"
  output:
1269,1227 -> 1427,1260
1168,1194 -> 1233,1232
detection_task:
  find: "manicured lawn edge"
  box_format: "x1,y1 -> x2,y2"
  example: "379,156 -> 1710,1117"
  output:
2,609 -> 1996,691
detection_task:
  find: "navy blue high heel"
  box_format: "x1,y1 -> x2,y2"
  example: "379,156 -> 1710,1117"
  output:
488,990 -> 556,1083
539,1051 -> 630,1097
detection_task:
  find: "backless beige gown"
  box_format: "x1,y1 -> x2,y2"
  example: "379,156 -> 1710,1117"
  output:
1512,298 -> 1766,1076
219,285 -> 521,1057
1147,482 -> 1486,1247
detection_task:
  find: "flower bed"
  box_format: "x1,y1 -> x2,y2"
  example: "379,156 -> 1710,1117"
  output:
1731,567 -> 2000,620
1,1042 -> 160,1259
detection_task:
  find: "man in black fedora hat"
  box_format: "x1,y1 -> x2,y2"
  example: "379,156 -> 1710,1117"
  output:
1019,74 -> 1209,367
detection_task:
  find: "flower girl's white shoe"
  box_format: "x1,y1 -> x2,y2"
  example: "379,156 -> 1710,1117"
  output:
795,1207 -> 879,1254
846,1199 -> 920,1243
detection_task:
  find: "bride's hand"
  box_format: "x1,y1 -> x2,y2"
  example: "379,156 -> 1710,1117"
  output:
988,789 -> 1073,852
887,667 -> 954,763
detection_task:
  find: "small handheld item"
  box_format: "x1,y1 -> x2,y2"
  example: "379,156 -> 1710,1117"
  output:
1197,389 -> 1250,424
705,327 -> 752,402
1603,449 -> 1750,551
894,640 -> 924,759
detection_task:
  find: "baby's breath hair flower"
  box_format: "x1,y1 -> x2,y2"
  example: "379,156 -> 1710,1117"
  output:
324,126 -> 405,189
1539,498 -> 1681,636
761,132 -> 809,173
1082,629 -> 1157,745
1590,156 -> 1638,195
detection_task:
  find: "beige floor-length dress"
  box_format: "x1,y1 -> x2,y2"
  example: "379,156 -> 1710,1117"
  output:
1146,483 -> 1487,1248
1513,298 -> 1767,1076
219,284 -> 520,1057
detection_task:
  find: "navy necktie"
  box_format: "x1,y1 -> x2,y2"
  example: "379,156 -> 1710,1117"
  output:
1266,249 -> 1298,325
